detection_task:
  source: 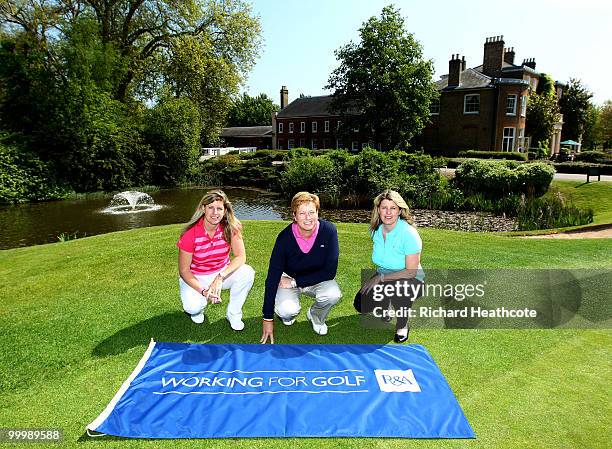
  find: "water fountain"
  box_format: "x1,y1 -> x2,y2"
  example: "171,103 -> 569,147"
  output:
101,191 -> 164,214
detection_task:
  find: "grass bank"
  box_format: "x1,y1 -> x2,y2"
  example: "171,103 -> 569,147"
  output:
1,222 -> 610,448
546,180 -> 612,226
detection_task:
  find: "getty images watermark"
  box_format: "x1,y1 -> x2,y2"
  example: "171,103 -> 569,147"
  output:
356,269 -> 611,329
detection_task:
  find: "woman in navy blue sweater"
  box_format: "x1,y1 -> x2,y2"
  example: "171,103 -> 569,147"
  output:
260,192 -> 342,343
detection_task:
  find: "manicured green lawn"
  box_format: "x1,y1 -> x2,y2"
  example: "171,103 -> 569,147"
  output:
547,180 -> 612,226
1,222 -> 610,448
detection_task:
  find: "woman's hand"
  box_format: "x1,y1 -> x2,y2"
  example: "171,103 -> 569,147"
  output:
207,275 -> 223,304
361,273 -> 383,294
278,275 -> 295,289
260,320 -> 274,344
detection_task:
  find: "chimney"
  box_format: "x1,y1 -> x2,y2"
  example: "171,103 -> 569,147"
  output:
461,55 -> 466,71
504,47 -> 515,65
482,35 -> 505,78
280,85 -> 288,109
448,54 -> 463,88
522,58 -> 536,70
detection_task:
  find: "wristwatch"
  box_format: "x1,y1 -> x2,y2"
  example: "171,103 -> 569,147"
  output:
201,288 -> 207,297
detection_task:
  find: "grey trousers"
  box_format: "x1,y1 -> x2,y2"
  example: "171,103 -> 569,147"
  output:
274,279 -> 342,325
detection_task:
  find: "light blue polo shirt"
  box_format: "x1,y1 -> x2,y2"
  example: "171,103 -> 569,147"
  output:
372,219 -> 425,281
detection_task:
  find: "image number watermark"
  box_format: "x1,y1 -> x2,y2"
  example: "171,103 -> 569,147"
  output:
0,428 -> 63,443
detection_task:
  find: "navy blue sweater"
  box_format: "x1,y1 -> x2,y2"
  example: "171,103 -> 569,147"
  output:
263,220 -> 339,319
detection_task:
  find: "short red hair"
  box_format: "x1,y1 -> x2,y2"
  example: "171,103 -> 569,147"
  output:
291,192 -> 320,215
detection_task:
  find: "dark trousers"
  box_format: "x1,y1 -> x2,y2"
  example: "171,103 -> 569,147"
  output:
354,277 -> 423,331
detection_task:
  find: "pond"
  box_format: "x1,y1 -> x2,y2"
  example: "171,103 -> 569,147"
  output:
0,187 -> 287,250
0,187 -> 517,250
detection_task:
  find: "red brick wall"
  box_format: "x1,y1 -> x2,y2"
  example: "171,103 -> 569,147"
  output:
275,116 -> 373,150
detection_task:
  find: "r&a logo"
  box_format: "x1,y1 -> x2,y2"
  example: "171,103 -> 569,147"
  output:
374,369 -> 421,393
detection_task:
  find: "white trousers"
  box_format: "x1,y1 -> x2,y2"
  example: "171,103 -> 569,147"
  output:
274,279 -> 342,325
179,264 -> 255,321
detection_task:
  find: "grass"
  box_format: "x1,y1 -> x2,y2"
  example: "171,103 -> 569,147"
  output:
506,180 -> 611,235
1,222 -> 611,448
545,180 -> 612,226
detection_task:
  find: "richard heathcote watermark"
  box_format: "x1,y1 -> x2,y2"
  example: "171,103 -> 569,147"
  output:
358,269 -> 611,329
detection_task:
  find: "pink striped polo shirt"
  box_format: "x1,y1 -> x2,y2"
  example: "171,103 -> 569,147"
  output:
177,219 -> 230,275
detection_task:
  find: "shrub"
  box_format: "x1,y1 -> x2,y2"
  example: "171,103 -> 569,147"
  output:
574,150 -> 612,165
454,159 -> 554,199
353,147 -> 398,197
552,162 -> 612,175
0,139 -> 68,204
516,193 -> 593,230
515,163 -> 555,197
280,156 -> 337,199
457,150 -> 528,161
239,150 -> 287,162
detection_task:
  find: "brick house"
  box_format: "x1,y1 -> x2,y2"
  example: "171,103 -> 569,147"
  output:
272,86 -> 373,151
422,36 -> 565,155
272,36 -> 565,155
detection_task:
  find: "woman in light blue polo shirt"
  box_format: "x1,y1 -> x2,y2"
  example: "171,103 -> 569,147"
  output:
355,190 -> 424,343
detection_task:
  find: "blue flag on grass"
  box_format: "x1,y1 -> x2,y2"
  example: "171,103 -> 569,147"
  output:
87,341 -> 474,438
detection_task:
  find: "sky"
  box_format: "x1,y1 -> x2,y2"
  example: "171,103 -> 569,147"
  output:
242,0 -> 611,106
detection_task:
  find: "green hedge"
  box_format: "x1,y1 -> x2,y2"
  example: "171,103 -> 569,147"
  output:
573,151 -> 612,165
457,150 -> 528,161
454,159 -> 554,199
552,162 -> 612,175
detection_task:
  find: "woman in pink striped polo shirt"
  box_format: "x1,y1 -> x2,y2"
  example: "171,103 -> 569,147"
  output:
177,190 -> 255,330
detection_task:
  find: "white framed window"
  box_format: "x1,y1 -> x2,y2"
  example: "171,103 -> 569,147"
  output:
506,95 -> 517,115
520,96 -> 527,117
337,120 -> 342,130
311,139 -> 318,150
518,128 -> 525,152
336,139 -> 344,149
324,121 -> 330,132
288,122 -> 294,133
299,138 -> 305,147
502,127 -> 515,152
352,141 -> 358,151
288,139 -> 294,149
430,98 -> 440,115
464,94 -> 480,114
300,122 -> 305,133
278,122 -> 284,133
312,121 -> 317,133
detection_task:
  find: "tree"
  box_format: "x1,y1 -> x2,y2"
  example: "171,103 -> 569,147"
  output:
226,93 -> 279,127
1,1 -> 261,138
536,73 -> 555,98
559,78 -> 594,141
581,103 -> 599,150
526,92 -> 561,149
0,0 -> 262,190
326,5 -> 437,150
596,100 -> 612,148
144,95 -> 201,186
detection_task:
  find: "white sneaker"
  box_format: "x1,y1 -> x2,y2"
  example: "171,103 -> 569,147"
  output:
306,308 -> 328,336
280,316 -> 296,326
190,312 -> 204,324
227,314 -> 245,331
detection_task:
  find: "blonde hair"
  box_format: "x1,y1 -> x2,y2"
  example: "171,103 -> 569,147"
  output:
291,191 -> 320,216
369,189 -> 414,232
181,190 -> 240,243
